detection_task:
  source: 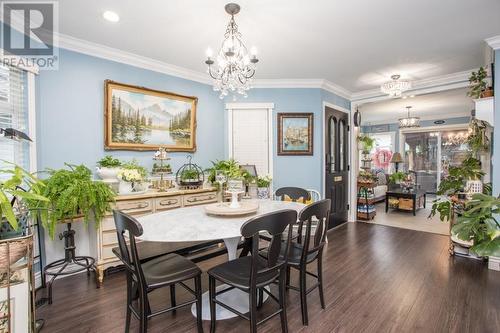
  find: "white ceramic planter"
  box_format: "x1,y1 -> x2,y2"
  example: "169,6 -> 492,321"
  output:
118,181 -> 134,195
257,187 -> 269,199
488,256 -> 500,271
96,167 -> 122,181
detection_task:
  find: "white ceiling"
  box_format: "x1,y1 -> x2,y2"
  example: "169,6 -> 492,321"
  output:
360,88 -> 472,124
57,0 -> 500,92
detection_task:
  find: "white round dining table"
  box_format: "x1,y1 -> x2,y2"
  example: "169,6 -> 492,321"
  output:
136,199 -> 305,320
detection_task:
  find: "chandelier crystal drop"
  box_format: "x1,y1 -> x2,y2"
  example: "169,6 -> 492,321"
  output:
399,106 -> 420,128
205,3 -> 259,99
381,74 -> 412,98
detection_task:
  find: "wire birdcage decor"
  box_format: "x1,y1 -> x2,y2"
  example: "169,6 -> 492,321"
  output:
175,156 -> 204,189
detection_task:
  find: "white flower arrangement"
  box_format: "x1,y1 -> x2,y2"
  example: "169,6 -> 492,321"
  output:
117,168 -> 143,183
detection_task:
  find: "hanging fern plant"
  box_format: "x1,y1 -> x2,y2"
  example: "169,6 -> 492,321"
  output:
39,164 -> 115,239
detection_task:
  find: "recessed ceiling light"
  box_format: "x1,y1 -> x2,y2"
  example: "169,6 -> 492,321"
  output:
103,11 -> 120,22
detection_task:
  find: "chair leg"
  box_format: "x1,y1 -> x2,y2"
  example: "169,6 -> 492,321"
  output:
249,287 -> 258,333
195,275 -> 203,333
125,275 -> 132,333
279,270 -> 289,333
317,256 -> 325,309
257,288 -> 264,309
170,284 -> 177,314
139,289 -> 148,333
299,267 -> 308,326
285,266 -> 291,290
209,276 -> 216,333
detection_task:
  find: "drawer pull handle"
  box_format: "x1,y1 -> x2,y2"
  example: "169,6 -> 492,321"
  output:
187,195 -> 215,203
123,202 -> 149,210
160,199 -> 178,206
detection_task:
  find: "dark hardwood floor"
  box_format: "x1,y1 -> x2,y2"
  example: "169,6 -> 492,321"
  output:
36,223 -> 500,333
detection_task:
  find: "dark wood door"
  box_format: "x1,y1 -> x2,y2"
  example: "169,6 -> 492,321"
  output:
325,106 -> 349,229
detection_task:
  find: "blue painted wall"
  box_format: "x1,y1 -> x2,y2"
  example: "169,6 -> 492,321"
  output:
494,50 -> 500,195
226,88 -> 350,194
36,48 -> 225,173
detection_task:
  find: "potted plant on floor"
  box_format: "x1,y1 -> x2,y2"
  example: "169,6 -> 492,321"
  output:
256,175 -> 272,199
467,67 -> 493,99
40,164 -> 115,239
96,155 -> 122,181
454,193 -> 500,258
0,163 -> 49,268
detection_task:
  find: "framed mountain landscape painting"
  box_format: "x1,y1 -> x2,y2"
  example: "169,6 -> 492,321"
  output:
104,80 -> 197,151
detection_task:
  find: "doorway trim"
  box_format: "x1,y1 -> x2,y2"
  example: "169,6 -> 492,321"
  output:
322,102 -> 355,222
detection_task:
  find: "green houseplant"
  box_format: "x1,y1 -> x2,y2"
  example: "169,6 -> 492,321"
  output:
454,193 -> 500,257
40,164 -> 115,239
389,171 -> 407,184
256,175 -> 272,199
0,163 -> 49,238
205,159 -> 252,187
96,155 -> 123,181
467,67 -> 491,99
357,134 -> 375,153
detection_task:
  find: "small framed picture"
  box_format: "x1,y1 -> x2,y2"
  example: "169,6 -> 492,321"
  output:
277,113 -> 313,155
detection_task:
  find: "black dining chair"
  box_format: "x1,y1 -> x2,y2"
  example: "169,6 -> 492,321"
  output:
284,199 -> 330,326
275,187 -> 311,203
208,209 -> 297,333
112,210 -> 203,333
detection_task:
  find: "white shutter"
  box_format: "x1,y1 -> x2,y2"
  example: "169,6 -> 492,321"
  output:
231,108 -> 270,176
0,64 -> 29,177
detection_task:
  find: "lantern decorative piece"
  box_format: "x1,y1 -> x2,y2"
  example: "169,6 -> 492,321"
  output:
176,156 -> 204,189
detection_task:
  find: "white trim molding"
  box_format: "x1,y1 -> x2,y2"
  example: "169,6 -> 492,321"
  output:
485,35 -> 500,50
351,69 -> 474,103
253,79 -> 352,100
58,34 -> 211,84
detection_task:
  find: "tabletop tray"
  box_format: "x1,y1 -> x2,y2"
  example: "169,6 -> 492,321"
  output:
204,201 -> 259,216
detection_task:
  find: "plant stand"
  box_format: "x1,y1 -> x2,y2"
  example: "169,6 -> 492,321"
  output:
42,223 -> 98,304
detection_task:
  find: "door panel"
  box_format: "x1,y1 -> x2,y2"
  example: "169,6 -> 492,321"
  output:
325,107 -> 349,229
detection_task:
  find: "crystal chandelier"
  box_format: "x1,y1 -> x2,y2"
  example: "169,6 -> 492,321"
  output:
204,3 -> 258,99
381,74 -> 411,98
399,106 -> 420,128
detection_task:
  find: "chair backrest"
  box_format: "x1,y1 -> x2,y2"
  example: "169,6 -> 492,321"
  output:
241,209 -> 297,284
297,199 -> 331,261
275,187 -> 311,203
113,210 -> 146,285
306,189 -> 321,202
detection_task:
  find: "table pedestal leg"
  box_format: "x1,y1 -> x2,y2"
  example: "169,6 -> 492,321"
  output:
223,236 -> 241,261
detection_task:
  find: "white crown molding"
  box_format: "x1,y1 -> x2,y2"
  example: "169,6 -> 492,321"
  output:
252,78 -> 352,100
351,69 -> 474,103
362,111 -> 471,126
58,34 -> 212,85
485,35 -> 500,50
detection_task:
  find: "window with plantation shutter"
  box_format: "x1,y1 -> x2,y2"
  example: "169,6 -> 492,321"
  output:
227,103 -> 274,178
0,64 -> 30,177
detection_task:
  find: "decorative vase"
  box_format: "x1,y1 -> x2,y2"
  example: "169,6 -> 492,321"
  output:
118,181 -> 134,195
466,180 -> 483,199
96,167 -> 121,181
257,187 -> 269,199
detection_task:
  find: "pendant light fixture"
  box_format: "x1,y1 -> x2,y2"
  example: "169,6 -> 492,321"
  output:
399,106 -> 420,128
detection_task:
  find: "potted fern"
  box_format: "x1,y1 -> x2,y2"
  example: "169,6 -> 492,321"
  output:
40,164 -> 115,239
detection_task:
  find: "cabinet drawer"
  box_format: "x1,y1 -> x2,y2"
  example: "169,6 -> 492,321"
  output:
102,245 -> 119,261
115,199 -> 153,214
102,217 -> 116,232
102,230 -> 117,246
183,192 -> 217,206
155,196 -> 182,211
